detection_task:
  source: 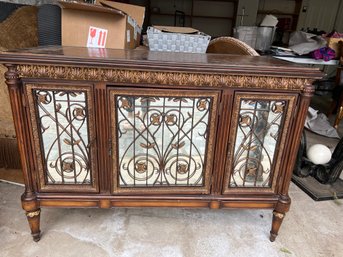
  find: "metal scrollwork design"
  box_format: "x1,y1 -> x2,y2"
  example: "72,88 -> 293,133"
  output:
34,89 -> 91,184
230,100 -> 286,188
116,96 -> 211,187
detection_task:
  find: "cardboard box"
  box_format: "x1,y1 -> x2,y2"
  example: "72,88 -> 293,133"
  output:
326,37 -> 343,58
147,26 -> 211,53
60,1 -> 145,49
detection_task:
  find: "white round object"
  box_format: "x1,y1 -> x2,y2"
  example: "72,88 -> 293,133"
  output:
307,144 -> 332,165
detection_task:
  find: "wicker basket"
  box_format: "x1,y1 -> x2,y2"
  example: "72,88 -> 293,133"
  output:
147,26 -> 211,53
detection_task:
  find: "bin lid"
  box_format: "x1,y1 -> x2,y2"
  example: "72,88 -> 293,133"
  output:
153,26 -> 199,34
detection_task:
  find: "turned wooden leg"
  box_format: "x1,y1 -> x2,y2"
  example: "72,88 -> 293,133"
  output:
270,210 -> 285,242
25,209 -> 41,242
22,195 -> 41,242
269,194 -> 291,242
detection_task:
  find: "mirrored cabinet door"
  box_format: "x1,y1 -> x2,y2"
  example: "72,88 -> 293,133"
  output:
223,92 -> 296,193
25,84 -> 98,192
109,88 -> 219,194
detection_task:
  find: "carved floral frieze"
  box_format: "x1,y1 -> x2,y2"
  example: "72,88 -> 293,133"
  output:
17,64 -> 312,91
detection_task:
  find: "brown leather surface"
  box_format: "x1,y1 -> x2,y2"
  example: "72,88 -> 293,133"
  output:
0,6 -> 38,168
0,6 -> 38,50
0,6 -> 39,138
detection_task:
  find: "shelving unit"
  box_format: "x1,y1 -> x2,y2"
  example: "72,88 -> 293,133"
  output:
256,0 -> 302,31
148,0 -> 238,37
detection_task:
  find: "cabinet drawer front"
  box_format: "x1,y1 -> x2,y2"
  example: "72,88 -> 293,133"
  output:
109,88 -> 219,194
26,84 -> 98,192
223,92 -> 296,194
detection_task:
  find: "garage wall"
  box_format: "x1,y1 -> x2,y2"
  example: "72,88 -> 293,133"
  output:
333,0 -> 343,32
235,0 -> 343,34
148,0 -> 236,37
2,0 -> 343,33
296,0 -> 341,32
235,0 -> 259,26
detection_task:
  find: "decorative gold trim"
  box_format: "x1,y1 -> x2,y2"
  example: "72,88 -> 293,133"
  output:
273,211 -> 285,219
26,209 -> 40,218
303,84 -> 315,96
17,65 -> 312,91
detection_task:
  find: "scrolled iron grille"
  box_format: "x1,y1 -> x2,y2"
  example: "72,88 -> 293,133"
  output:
116,95 -> 212,187
230,100 -> 286,188
34,89 -> 91,184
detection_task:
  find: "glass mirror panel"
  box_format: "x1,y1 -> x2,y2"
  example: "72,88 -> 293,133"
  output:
34,89 -> 91,185
230,99 -> 286,187
115,95 -> 212,187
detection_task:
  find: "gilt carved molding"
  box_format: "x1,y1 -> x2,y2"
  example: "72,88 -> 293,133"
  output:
273,211 -> 285,219
302,84 -> 316,97
26,209 -> 41,218
4,64 -> 20,89
17,64 -> 313,91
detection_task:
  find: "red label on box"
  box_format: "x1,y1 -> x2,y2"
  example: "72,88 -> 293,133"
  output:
87,26 -> 108,48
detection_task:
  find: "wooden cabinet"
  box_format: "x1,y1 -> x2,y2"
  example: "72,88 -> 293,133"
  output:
0,46 -> 322,242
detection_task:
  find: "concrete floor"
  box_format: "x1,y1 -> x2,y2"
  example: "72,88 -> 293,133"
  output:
0,181 -> 342,257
